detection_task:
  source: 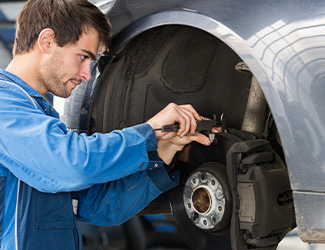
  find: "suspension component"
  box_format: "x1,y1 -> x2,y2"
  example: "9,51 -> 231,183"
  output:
235,62 -> 268,138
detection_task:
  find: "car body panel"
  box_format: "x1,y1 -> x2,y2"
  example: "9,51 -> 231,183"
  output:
105,0 -> 325,192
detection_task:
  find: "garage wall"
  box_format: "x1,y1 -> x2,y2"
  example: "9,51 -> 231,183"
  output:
0,2 -> 24,68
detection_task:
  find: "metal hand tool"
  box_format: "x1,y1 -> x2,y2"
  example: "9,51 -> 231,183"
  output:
154,114 -> 225,142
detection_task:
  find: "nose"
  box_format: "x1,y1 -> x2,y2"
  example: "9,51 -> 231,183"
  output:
79,62 -> 92,81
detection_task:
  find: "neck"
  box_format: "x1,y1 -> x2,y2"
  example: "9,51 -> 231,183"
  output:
6,52 -> 47,95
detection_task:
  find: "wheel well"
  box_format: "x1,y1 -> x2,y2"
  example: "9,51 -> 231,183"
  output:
91,25 -> 253,133
87,24 -> 294,249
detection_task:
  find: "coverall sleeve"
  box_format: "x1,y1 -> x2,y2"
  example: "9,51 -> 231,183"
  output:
72,167 -> 178,226
0,83 -> 166,193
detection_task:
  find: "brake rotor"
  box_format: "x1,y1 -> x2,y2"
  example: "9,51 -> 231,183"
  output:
170,133 -> 243,250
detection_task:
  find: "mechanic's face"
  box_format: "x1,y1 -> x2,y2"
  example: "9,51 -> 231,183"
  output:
38,27 -> 100,98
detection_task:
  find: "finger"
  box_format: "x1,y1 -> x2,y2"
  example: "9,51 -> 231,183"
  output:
187,109 -> 199,135
180,104 -> 201,121
212,127 -> 222,133
178,107 -> 197,136
158,131 -> 177,140
175,112 -> 187,138
173,107 -> 193,138
189,133 -> 211,146
158,103 -> 187,138
181,109 -> 192,137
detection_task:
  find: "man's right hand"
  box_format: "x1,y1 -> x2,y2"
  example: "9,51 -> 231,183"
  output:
146,103 -> 202,140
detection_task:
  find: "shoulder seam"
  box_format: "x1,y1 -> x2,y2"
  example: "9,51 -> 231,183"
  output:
0,80 -> 37,109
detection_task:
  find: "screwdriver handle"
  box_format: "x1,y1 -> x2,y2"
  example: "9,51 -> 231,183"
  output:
159,123 -> 180,132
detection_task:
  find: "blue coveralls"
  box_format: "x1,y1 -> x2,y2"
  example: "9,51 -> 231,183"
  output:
0,69 -> 178,249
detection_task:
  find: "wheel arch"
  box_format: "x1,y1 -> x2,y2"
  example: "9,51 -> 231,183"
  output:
104,9 -> 293,164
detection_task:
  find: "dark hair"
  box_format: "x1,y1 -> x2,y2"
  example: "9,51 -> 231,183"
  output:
13,0 -> 112,56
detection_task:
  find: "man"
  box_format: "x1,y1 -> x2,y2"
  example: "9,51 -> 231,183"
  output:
0,0 -> 213,249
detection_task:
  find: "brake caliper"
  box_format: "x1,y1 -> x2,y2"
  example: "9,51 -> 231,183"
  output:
227,140 -> 295,250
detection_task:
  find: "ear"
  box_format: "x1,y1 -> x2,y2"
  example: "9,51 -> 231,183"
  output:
38,28 -> 56,55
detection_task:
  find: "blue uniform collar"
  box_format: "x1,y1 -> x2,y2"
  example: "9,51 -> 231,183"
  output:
0,68 -> 43,98
0,69 -> 59,118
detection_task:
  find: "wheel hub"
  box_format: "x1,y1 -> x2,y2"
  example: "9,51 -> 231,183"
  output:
183,170 -> 225,230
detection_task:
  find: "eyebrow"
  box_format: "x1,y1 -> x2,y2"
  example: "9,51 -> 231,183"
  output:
81,49 -> 96,61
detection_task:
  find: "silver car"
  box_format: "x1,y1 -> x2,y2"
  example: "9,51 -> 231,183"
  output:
58,0 -> 325,249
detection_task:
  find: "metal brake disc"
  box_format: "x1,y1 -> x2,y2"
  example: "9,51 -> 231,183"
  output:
169,133 -> 242,250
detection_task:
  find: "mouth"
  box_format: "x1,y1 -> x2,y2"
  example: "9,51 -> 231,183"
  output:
69,79 -> 82,89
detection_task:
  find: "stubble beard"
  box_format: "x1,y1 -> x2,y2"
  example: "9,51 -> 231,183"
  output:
38,50 -> 71,98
